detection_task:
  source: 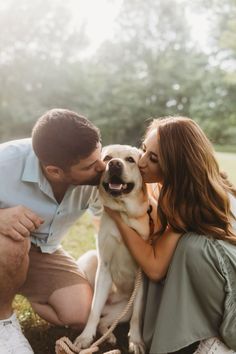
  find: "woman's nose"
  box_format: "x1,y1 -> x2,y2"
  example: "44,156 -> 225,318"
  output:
138,154 -> 147,168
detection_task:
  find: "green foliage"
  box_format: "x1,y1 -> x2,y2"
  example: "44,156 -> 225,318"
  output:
87,0 -> 212,144
215,144 -> 236,153
0,0 -> 235,145
0,0 -> 89,141
186,0 -> 236,144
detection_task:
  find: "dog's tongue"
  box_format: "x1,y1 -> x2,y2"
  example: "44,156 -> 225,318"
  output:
109,183 -> 123,190
109,183 -> 126,191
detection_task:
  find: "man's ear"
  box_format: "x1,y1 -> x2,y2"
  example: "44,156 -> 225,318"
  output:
44,165 -> 65,181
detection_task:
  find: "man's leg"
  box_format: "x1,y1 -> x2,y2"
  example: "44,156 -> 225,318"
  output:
31,282 -> 93,330
0,235 -> 33,353
20,245 -> 93,330
0,235 -> 29,319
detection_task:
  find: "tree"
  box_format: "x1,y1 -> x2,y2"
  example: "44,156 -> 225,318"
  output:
88,0 -> 210,144
0,0 -> 89,141
186,0 -> 236,144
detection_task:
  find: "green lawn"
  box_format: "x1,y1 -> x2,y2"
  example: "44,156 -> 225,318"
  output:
216,152 -> 236,185
14,152 -> 236,354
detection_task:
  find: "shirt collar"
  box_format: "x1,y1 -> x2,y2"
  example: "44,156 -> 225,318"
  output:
21,150 -> 42,183
21,150 -> 56,201
21,148 -> 81,201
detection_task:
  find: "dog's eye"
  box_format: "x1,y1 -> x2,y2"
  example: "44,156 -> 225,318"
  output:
126,157 -> 135,163
103,155 -> 112,162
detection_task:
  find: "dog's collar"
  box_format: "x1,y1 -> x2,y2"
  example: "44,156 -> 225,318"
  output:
147,205 -> 155,237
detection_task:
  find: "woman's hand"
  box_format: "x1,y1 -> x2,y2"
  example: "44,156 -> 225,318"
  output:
104,206 -> 122,224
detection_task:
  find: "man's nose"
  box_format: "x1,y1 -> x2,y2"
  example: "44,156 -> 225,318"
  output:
96,160 -> 106,172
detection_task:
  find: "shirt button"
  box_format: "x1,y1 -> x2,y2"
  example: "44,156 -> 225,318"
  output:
57,211 -> 60,215
49,232 -> 53,236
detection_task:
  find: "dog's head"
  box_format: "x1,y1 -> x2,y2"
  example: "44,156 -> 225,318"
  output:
99,144 -> 142,199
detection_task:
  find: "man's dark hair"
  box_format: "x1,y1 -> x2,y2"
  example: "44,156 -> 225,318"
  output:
32,108 -> 101,170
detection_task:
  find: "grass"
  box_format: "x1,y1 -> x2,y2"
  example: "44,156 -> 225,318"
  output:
14,152 -> 236,354
216,151 -> 236,185
214,144 -> 236,154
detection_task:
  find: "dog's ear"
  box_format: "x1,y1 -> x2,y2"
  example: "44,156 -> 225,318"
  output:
137,148 -> 143,161
101,146 -> 109,159
127,147 -> 142,165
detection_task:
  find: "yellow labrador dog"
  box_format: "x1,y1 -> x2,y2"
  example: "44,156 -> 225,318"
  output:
76,145 -> 156,354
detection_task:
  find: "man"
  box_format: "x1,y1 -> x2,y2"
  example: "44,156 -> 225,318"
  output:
0,108 -> 105,353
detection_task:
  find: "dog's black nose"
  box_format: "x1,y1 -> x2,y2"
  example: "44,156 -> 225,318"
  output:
108,159 -> 122,172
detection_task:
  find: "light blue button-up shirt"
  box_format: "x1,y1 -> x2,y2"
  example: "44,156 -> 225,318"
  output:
0,138 -> 102,253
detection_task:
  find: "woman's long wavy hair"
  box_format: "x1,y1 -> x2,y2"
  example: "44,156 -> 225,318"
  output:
146,116 -> 236,244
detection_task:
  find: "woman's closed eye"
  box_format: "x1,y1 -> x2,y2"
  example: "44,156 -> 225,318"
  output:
141,144 -> 158,163
149,154 -> 159,163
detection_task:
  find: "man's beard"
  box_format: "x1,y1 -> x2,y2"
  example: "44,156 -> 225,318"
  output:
81,171 -> 103,186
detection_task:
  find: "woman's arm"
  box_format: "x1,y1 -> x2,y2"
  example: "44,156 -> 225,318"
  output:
104,207 -> 182,281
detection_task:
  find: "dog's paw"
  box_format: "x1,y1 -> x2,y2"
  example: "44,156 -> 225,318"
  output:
98,323 -> 117,345
74,333 -> 95,349
106,332 -> 117,345
129,339 -> 145,354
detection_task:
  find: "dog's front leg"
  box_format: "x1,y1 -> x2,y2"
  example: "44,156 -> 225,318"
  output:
129,276 -> 145,354
74,260 -> 112,349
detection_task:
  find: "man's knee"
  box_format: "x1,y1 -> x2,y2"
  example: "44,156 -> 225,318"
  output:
57,306 -> 90,330
0,235 -> 30,291
49,283 -> 93,329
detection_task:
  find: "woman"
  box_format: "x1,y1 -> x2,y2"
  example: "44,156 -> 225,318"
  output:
105,116 -> 236,354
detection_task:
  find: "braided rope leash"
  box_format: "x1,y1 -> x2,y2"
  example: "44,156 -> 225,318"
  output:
55,269 -> 142,354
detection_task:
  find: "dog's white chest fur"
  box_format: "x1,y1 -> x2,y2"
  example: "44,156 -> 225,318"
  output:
98,211 -> 149,292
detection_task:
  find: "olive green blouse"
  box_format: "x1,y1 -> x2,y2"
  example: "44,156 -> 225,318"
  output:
143,231 -> 236,353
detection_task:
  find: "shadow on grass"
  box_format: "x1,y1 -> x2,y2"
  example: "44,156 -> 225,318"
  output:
14,295 -> 130,353
23,322 -> 130,354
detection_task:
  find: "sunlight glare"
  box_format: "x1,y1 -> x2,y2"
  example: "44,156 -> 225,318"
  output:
70,0 -> 122,49
186,8 -> 211,52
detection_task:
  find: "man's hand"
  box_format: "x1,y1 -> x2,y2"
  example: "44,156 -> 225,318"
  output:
0,206 -> 44,241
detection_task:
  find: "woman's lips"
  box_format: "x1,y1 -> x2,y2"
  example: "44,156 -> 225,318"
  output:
139,168 -> 146,175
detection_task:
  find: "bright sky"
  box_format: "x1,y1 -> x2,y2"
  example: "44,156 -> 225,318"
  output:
0,0 -> 209,52
1,0 -> 211,54
70,0 -> 122,50
69,0 -> 211,54
186,10 -> 212,52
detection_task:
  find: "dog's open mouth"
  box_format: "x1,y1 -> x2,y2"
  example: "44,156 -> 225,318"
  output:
102,175 -> 134,196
